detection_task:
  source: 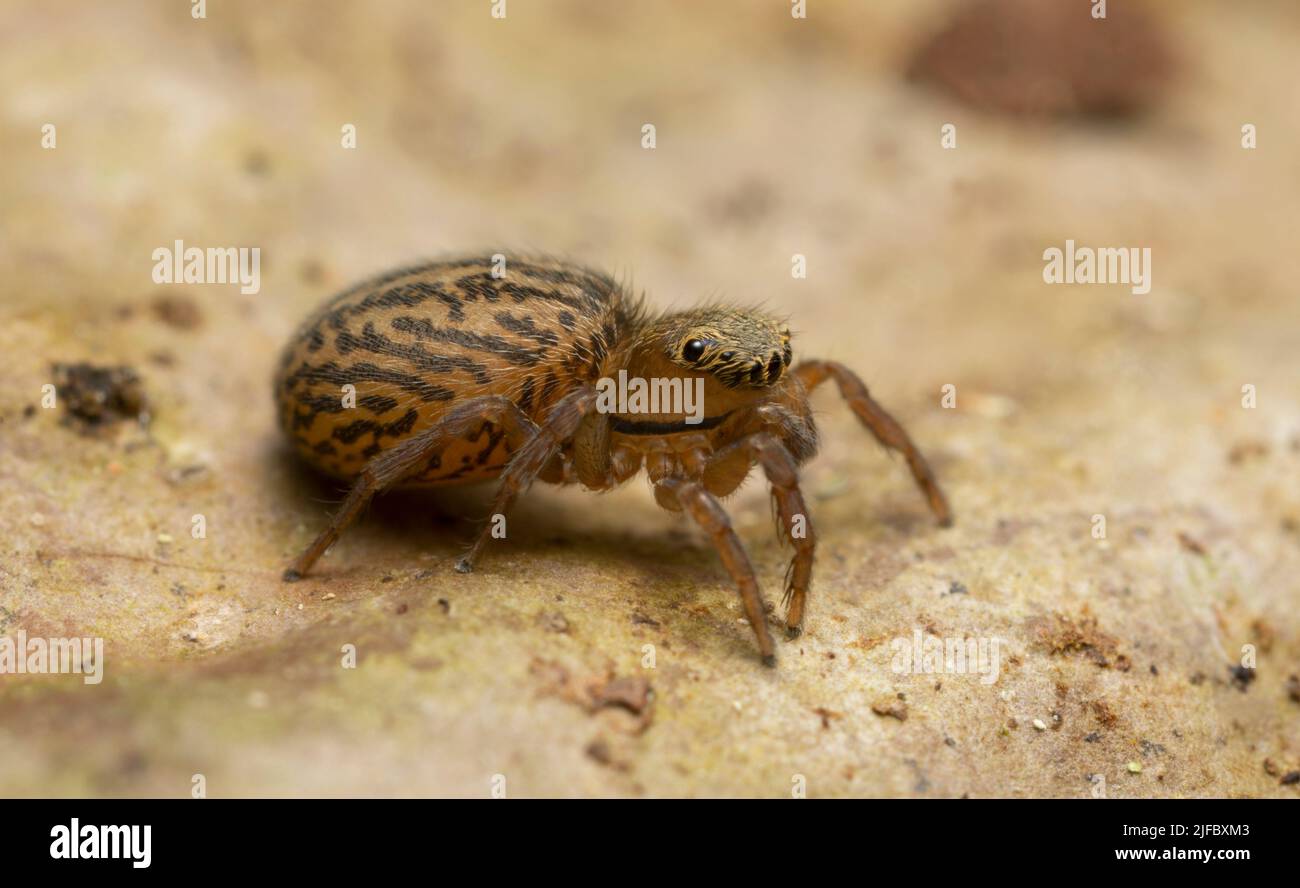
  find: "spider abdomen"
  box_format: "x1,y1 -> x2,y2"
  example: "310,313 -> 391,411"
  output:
275,256 -> 628,485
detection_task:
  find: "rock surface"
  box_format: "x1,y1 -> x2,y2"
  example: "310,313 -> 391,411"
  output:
1,0 -> 1297,797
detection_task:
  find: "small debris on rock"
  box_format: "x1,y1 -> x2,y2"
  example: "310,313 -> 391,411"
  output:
1140,739 -> 1167,758
150,293 -> 203,330
585,737 -> 613,766
584,737 -> 632,772
1229,664 -> 1256,692
52,362 -> 148,427
872,700 -> 908,722
1227,440 -> 1270,465
590,676 -> 651,716
813,706 -> 843,730
1091,700 -> 1118,729
1032,612 -> 1128,669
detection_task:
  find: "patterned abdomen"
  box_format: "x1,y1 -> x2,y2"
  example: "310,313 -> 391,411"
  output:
275,257 -> 626,485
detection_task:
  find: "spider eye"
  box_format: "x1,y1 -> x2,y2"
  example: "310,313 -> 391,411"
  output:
682,339 -> 706,363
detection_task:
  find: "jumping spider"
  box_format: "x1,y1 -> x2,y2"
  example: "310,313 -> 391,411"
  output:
276,257 -> 952,665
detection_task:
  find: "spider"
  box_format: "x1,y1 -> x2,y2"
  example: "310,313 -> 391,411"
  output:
276,257 -> 952,665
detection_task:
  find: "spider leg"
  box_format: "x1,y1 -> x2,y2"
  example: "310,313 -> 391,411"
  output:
283,396 -> 541,581
793,359 -> 953,526
455,387 -> 597,573
706,432 -> 815,637
657,476 -> 777,667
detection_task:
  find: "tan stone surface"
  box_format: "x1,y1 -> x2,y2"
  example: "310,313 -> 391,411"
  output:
1,0 -> 1297,797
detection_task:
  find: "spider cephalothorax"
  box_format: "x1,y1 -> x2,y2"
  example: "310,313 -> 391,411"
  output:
658,308 -> 792,389
278,256 -> 952,667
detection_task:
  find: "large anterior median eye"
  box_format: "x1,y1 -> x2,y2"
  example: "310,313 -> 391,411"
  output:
682,339 -> 706,363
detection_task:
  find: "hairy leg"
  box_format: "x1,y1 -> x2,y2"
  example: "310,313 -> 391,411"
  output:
794,359 -> 952,526
706,432 -> 815,637
283,396 -> 539,581
455,387 -> 597,573
657,476 -> 777,666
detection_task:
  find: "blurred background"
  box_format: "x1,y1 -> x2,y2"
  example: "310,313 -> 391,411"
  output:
1,0 -> 1297,797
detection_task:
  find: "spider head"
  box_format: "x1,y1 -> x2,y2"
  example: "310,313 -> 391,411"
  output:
662,308 -> 793,389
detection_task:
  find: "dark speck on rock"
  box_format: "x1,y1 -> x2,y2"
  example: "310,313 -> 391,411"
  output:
51,362 -> 148,427
1140,739 -> 1167,757
150,294 -> 203,330
1229,664 -> 1255,691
